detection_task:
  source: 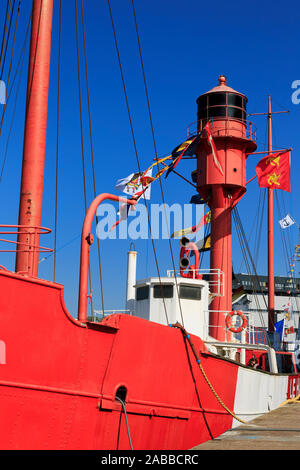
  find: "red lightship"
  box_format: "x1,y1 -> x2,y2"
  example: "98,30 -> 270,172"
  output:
0,0 -> 299,450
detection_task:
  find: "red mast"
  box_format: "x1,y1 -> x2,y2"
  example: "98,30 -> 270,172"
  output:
267,96 -> 275,331
248,100 -> 289,334
195,76 -> 257,341
15,0 -> 53,277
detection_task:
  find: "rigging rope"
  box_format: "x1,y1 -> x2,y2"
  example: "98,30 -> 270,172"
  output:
0,0 -> 13,75
0,0 -> 21,139
0,0 -> 16,80
53,0 -> 61,282
0,1 -> 10,70
75,0 -> 94,316
254,189 -> 266,266
115,396 -> 134,450
80,0 -> 105,316
275,191 -> 300,316
233,206 -> 272,346
107,0 -> 169,325
0,1 -> 30,184
237,189 -> 264,273
130,0 -> 185,327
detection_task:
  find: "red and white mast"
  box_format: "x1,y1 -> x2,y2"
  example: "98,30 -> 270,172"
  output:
15,0 -> 53,277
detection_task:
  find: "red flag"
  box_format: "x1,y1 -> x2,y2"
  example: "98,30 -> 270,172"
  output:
204,122 -> 224,176
285,326 -> 295,335
255,151 -> 291,192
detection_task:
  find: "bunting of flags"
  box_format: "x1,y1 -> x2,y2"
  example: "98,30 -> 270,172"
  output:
112,127 -> 204,231
115,169 -> 153,200
165,119 -> 223,178
283,303 -> 291,320
190,234 -> 211,256
112,119 -> 221,231
170,210 -> 211,238
112,156 -> 172,231
165,134 -> 202,178
190,194 -> 205,204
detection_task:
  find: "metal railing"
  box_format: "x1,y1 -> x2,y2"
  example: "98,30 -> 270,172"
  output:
167,268 -> 224,297
204,309 -> 279,347
88,309 -> 132,322
203,309 -> 280,372
186,117 -> 257,142
0,225 -> 52,275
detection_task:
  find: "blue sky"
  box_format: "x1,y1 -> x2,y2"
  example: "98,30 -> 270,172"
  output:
0,0 -> 299,316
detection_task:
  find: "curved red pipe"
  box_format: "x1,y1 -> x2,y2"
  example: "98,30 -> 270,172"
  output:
179,241 -> 201,279
78,193 -> 137,323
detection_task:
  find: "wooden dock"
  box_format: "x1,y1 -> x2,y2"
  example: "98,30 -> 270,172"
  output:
193,401 -> 300,450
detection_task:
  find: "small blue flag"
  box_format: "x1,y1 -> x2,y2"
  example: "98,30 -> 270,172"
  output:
274,319 -> 284,342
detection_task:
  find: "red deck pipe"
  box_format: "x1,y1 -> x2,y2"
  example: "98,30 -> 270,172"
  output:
15,0 -> 53,277
179,240 -> 201,279
78,194 -> 137,323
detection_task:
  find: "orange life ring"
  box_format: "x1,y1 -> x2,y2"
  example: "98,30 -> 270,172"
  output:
225,311 -> 247,333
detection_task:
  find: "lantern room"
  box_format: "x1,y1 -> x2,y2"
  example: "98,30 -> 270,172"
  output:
196,75 -> 247,123
195,76 -> 257,202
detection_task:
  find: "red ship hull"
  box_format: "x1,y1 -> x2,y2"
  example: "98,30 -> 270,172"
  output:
0,270 -> 240,450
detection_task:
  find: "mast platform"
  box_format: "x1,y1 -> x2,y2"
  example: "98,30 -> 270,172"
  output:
192,400 -> 300,450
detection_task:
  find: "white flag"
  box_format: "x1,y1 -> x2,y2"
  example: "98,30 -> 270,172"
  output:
279,214 -> 295,229
115,173 -> 136,194
115,170 -> 152,200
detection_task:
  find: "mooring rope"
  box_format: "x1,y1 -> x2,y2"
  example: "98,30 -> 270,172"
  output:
171,322 -> 248,425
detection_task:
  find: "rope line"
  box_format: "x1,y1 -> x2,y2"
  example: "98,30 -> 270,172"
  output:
53,0 -> 61,282
0,0 -> 13,74
107,0 -> 169,325
0,0 -> 21,139
0,4 -> 30,185
75,0 -> 94,316
80,0 -> 105,316
233,206 -> 271,343
279,394 -> 300,407
130,0 -> 185,327
115,396 -> 134,450
0,0 -> 16,80
172,322 -> 248,425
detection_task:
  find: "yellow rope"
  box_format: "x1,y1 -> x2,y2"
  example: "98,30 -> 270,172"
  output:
172,323 -> 248,425
198,362 -> 248,425
279,394 -> 300,407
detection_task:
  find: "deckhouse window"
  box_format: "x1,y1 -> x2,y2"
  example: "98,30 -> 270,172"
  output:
136,286 -> 149,301
153,284 -> 173,299
179,285 -> 202,300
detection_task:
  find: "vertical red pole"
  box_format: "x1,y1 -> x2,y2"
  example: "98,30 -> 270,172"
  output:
15,0 -> 53,277
267,96 -> 275,331
209,186 -> 232,341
